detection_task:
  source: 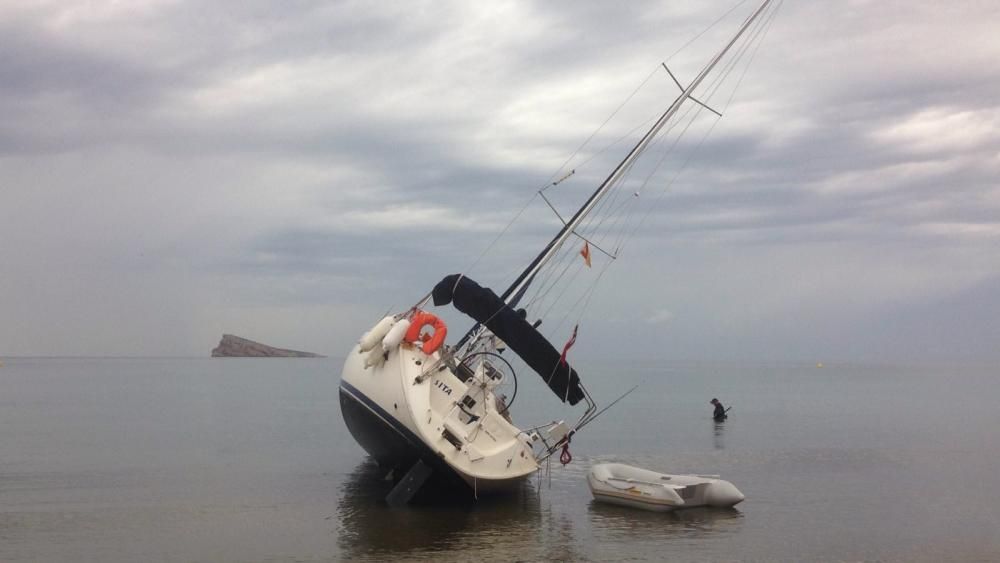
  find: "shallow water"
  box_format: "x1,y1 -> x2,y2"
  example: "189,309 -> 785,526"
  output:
1,357 -> 998,561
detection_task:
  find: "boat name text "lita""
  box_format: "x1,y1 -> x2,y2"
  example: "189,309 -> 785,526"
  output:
433,379 -> 453,396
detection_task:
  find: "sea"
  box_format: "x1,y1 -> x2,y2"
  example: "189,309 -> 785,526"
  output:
1,357 -> 998,562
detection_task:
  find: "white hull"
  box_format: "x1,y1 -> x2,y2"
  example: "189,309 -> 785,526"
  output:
340,333 -> 539,493
588,463 -> 744,512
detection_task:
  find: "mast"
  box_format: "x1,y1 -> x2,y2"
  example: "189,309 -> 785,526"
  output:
457,0 -> 773,349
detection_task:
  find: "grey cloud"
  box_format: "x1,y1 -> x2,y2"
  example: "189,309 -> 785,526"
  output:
2,1 -> 999,361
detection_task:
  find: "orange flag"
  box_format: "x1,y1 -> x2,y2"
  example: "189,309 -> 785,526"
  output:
580,241 -> 592,268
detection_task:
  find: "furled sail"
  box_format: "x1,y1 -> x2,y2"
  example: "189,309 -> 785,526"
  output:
432,274 -> 585,405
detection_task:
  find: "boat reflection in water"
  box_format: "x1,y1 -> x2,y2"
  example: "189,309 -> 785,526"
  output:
336,459 -> 583,561
588,501 -> 744,542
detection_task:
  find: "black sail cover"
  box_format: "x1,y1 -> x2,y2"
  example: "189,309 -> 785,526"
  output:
432,274 -> 585,405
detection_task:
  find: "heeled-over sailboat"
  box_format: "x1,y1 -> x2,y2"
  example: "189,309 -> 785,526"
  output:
338,0 -> 778,503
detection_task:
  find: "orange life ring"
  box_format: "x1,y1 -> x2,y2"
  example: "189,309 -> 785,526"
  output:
404,311 -> 448,355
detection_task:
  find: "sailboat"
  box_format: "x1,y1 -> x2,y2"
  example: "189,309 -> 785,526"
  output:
339,0 -> 778,503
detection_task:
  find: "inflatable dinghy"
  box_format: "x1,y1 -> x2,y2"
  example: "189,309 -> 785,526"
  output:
588,463 -> 744,512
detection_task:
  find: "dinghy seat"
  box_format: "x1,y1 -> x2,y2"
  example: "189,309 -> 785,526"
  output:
676,484 -> 702,501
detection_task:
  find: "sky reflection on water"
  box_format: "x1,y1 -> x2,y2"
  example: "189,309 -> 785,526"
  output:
1,358 -> 999,562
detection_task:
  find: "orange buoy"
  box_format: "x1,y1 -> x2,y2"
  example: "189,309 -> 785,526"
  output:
404,311 -> 448,355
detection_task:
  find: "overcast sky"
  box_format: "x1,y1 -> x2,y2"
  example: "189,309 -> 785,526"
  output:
1,0 -> 998,363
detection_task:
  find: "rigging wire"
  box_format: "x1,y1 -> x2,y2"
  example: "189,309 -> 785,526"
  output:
662,0 -> 752,64
517,0 -> 781,345
540,0 -> 756,199
621,0 -> 782,248
457,192 -> 539,291
595,99 -> 705,253
542,67 -> 663,192
532,101 -> 705,333
525,78 -> 708,317
599,0 -> 778,254
516,1 -> 773,346
456,0 -> 782,388
541,0 -> 754,200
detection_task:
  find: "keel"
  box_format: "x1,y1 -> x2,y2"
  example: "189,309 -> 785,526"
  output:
385,459 -> 434,507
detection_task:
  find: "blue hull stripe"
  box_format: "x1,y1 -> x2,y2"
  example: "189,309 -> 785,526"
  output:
339,379 -> 429,453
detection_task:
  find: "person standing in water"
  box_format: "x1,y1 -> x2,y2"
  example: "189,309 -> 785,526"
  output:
710,398 -> 728,421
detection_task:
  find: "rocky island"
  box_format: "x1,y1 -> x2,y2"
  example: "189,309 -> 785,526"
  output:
211,334 -> 325,358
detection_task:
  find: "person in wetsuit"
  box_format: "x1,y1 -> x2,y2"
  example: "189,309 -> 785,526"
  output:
710,398 -> 728,421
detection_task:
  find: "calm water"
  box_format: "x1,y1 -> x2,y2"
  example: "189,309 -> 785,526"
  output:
1,357 -> 998,562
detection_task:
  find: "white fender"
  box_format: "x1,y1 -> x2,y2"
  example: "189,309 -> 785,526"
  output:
359,316 -> 395,353
381,318 -> 411,354
363,344 -> 386,369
